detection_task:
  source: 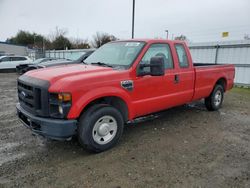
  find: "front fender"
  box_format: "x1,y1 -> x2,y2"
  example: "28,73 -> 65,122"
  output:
67,86 -> 134,120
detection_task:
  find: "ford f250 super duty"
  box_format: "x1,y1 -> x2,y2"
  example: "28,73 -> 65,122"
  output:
16,39 -> 235,152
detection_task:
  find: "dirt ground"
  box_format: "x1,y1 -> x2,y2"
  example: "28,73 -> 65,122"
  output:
0,73 -> 249,188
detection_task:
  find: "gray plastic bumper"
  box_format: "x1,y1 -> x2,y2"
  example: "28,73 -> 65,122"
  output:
16,103 -> 77,140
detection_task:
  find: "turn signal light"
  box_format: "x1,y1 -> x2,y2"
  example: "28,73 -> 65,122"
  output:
58,93 -> 71,102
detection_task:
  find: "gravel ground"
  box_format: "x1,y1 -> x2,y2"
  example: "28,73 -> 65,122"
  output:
0,73 -> 249,188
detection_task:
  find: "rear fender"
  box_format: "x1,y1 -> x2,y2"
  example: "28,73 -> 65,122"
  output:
212,75 -> 227,91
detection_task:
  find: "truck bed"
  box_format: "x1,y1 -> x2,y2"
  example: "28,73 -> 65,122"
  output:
194,63 -> 227,67
192,64 -> 235,101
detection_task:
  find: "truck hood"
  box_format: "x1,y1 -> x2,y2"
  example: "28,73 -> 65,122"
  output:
26,64 -> 117,84
28,59 -> 72,68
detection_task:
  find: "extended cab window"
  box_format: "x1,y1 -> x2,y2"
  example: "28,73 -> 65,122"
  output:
140,43 -> 173,69
175,44 -> 189,68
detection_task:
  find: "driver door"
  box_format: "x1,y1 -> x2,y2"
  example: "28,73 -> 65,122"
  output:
132,43 -> 178,117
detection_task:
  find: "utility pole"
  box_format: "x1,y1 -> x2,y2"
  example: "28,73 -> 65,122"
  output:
132,0 -> 135,39
165,30 -> 169,39
33,34 -> 36,48
42,38 -> 45,53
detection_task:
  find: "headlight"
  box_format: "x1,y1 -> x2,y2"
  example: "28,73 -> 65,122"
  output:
49,93 -> 72,118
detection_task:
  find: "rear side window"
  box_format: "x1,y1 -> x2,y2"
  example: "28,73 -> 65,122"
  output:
12,57 -> 27,61
11,57 -> 20,61
20,57 -> 27,60
175,44 -> 189,68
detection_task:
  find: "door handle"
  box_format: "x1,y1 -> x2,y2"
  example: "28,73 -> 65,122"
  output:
174,74 -> 180,84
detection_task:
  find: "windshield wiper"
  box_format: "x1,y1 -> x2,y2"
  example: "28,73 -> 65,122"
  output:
91,62 -> 113,68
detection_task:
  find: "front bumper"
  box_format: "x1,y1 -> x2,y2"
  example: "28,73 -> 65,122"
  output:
16,103 -> 77,140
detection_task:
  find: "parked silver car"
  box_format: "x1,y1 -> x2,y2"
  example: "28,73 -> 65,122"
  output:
0,56 -> 32,71
16,57 -> 56,74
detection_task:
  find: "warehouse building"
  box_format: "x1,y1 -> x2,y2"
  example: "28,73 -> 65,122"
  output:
189,40 -> 250,86
0,41 -> 29,56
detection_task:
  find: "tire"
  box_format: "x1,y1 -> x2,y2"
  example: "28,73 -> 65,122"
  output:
205,84 -> 224,111
78,104 -> 124,152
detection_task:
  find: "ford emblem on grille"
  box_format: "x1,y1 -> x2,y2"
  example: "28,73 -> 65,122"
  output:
21,91 -> 27,98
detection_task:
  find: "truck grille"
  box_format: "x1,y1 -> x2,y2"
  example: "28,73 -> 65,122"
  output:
18,82 -> 41,110
17,75 -> 50,117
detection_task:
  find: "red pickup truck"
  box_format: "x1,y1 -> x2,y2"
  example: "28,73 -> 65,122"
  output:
16,39 -> 235,152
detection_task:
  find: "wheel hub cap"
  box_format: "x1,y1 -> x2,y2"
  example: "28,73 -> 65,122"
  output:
92,115 -> 118,145
98,123 -> 110,136
214,90 -> 222,106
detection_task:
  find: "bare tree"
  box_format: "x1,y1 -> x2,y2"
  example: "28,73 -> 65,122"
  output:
174,34 -> 188,41
91,32 -> 117,48
71,38 -> 90,49
46,27 -> 72,50
48,26 -> 68,42
244,34 -> 250,40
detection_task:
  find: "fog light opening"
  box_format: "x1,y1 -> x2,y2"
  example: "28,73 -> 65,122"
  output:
58,106 -> 63,114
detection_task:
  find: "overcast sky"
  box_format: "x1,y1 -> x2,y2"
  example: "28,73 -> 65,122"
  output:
0,0 -> 249,42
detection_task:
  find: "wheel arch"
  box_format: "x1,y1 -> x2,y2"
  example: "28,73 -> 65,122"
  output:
215,77 -> 227,91
80,96 -> 129,122
67,87 -> 133,121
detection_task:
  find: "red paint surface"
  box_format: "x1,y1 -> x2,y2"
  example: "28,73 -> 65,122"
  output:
26,39 -> 235,120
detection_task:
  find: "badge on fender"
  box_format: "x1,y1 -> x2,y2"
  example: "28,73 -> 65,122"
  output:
121,80 -> 134,91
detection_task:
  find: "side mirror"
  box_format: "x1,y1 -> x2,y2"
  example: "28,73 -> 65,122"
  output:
150,56 -> 165,76
137,56 -> 165,76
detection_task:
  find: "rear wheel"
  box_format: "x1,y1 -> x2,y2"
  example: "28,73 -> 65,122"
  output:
205,84 -> 224,111
78,104 -> 124,152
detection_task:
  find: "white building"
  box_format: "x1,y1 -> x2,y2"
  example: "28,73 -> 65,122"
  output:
0,41 -> 29,56
189,40 -> 250,86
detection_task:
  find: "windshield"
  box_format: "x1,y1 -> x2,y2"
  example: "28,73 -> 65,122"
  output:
84,41 -> 145,68
33,58 -> 46,64
64,51 -> 86,61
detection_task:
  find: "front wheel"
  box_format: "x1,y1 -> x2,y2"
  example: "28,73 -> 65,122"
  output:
78,104 -> 124,152
205,84 -> 224,111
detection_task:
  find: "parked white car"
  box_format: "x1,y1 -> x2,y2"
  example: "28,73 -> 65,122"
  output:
0,56 -> 32,70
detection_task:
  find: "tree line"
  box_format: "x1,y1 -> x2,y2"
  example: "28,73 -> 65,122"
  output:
6,27 -> 193,51
6,27 -> 117,50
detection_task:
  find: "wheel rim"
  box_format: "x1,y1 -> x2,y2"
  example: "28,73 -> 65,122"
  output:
92,115 -> 118,145
214,90 -> 222,106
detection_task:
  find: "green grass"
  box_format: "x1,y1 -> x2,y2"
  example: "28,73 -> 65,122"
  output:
232,87 -> 250,95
